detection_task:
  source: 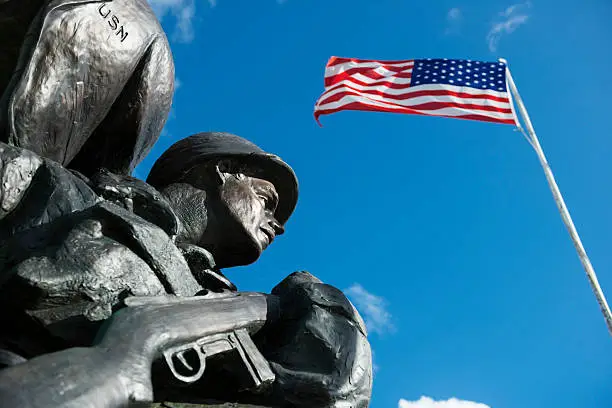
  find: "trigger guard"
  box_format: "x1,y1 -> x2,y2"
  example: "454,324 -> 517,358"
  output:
163,346 -> 207,383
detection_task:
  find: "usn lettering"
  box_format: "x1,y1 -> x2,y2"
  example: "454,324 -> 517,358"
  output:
98,3 -> 128,42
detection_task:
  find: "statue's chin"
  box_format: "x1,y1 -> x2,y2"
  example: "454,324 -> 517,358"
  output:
213,238 -> 263,269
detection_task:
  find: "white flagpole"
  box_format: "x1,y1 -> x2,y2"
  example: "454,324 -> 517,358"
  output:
500,58 -> 612,336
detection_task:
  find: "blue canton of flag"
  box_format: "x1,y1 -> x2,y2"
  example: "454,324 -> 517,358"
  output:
411,59 -> 507,92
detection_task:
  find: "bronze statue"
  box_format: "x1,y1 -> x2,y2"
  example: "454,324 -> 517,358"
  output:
0,2 -> 373,407
0,0 -> 174,177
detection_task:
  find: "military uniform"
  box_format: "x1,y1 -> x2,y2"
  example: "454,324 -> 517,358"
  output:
0,142 -> 372,407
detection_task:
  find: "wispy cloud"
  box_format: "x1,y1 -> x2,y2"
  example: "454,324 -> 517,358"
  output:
448,7 -> 462,21
399,396 -> 491,408
148,0 -> 216,42
345,284 -> 394,335
444,7 -> 462,35
371,349 -> 380,374
486,2 -> 531,52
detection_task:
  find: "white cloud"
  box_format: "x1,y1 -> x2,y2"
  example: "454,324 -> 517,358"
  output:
147,0 -> 216,42
399,396 -> 491,408
444,7 -> 462,35
486,2 -> 531,52
345,283 -> 394,335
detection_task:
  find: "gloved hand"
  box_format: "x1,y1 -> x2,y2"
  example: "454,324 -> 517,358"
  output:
0,142 -> 42,220
254,271 -> 373,408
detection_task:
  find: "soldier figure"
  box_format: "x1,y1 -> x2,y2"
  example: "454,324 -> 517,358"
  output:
0,1 -> 373,406
0,132 -> 373,407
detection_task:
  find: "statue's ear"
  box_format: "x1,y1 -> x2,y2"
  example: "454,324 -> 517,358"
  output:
212,160 -> 233,186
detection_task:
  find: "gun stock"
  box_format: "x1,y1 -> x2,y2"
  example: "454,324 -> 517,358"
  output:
0,292 -> 278,408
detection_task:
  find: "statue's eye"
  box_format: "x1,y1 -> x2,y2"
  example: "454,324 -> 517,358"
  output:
258,194 -> 269,206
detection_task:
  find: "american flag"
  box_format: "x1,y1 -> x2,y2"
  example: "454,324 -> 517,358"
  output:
314,57 -> 519,126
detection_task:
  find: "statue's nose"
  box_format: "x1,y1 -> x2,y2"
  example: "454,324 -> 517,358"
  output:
271,218 -> 285,236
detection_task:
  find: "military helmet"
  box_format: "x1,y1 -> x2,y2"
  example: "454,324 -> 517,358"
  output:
147,132 -> 298,225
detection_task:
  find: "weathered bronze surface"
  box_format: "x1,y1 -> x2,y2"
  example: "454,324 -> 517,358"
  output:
0,0 -> 174,177
0,2 -> 373,407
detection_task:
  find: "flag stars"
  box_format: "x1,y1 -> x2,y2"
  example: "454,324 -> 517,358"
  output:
411,59 -> 508,92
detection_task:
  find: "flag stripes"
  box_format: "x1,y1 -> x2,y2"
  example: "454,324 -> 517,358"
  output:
315,57 -> 518,125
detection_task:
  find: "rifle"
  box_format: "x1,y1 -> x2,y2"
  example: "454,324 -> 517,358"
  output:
0,292 -> 278,408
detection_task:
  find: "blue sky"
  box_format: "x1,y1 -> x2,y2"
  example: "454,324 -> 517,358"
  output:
138,1 -> 612,407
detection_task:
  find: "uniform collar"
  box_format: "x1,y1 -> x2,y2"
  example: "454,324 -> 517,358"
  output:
178,244 -> 237,293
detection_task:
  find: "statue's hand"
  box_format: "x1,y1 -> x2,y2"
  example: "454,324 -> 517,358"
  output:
0,142 -> 42,219
255,272 -> 373,408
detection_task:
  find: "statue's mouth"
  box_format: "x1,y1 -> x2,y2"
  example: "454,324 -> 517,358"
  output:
260,226 -> 276,246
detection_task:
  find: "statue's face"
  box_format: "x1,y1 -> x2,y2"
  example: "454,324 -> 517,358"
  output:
161,162 -> 286,268
218,174 -> 284,255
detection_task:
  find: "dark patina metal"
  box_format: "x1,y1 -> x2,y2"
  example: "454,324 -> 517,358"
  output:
0,2 -> 373,407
